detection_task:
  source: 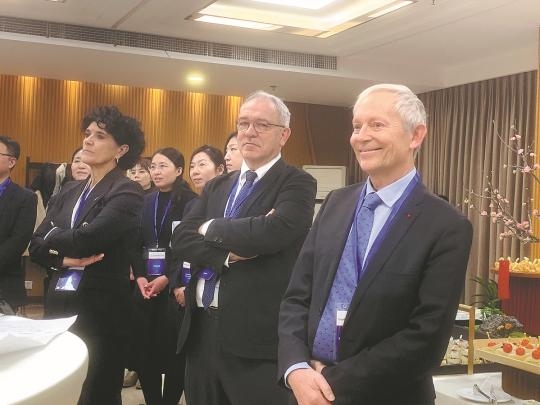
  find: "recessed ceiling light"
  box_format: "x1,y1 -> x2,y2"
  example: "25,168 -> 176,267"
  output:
186,74 -> 205,85
195,15 -> 279,30
250,0 -> 336,10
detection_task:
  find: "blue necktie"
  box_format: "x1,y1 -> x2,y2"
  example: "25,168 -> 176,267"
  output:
312,192 -> 382,363
201,170 -> 258,308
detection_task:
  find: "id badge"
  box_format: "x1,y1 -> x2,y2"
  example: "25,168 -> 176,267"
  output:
335,304 -> 348,354
55,267 -> 84,291
146,248 -> 167,276
181,261 -> 191,285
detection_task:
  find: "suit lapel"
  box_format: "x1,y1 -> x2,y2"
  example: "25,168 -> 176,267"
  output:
0,181 -> 16,214
216,172 -> 240,218
73,168 -> 120,227
236,158 -> 284,217
346,182 -> 426,317
319,185 -> 361,297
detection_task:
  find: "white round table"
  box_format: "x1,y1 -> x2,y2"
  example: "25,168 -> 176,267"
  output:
0,331 -> 88,405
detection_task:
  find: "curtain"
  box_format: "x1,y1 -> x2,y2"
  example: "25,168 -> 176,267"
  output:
418,71 -> 537,304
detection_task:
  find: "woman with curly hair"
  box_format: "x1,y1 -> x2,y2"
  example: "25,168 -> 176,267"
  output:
30,105 -> 145,405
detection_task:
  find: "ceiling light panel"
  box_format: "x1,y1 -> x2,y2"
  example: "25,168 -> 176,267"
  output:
188,0 -> 416,37
249,0 -> 337,10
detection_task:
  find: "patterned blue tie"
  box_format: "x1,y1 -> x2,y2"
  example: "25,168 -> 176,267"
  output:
312,192 -> 382,363
201,170 -> 258,308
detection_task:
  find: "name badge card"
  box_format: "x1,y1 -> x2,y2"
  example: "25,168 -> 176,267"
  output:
198,267 -> 214,281
181,261 -> 191,285
146,248 -> 167,276
335,304 -> 348,354
55,267 -> 84,291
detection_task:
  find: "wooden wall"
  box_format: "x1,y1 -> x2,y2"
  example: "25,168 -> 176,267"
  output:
0,74 -> 353,187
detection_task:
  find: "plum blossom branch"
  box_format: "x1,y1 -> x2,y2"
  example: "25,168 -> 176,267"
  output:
464,124 -> 540,244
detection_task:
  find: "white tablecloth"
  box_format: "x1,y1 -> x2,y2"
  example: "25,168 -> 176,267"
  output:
0,331 -> 88,405
434,372 -> 524,405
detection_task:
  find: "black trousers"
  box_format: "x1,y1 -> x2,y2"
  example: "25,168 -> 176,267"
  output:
185,308 -> 288,405
77,334 -> 124,405
138,352 -> 185,405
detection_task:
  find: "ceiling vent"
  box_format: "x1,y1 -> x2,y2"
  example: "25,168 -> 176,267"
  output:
0,15 -> 337,71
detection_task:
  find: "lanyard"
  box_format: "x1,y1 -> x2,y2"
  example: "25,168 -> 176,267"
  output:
353,173 -> 420,282
0,178 -> 11,198
153,192 -> 172,247
72,181 -> 92,226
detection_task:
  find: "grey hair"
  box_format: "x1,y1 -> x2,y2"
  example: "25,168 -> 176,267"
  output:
243,90 -> 291,127
354,84 -> 426,133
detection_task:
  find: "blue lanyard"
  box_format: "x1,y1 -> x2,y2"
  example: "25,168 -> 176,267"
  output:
73,182 -> 92,224
0,178 -> 11,198
353,174 -> 420,282
153,192 -> 172,247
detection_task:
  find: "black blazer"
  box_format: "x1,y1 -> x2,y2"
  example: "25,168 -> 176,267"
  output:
278,182 -> 473,405
30,168 -> 143,337
132,181 -> 197,280
172,158 -> 316,360
0,181 -> 37,307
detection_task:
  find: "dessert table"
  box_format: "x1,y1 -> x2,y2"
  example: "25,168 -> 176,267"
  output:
434,372 -> 522,404
0,331 -> 88,405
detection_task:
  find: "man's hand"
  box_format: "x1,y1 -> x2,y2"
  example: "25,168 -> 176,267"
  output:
62,253 -> 104,267
145,275 -> 169,298
137,277 -> 151,299
173,286 -> 186,306
229,252 -> 257,263
288,368 -> 335,405
310,360 -> 327,374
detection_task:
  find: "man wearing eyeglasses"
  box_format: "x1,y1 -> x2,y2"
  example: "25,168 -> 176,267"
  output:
172,91 -> 316,405
0,136 -> 37,313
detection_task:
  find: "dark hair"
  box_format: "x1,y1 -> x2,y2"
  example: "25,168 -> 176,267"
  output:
223,131 -> 238,154
153,147 -> 185,174
190,145 -> 225,171
0,135 -> 20,159
80,105 -> 145,170
152,147 -> 193,206
132,157 -> 152,173
71,147 -> 83,162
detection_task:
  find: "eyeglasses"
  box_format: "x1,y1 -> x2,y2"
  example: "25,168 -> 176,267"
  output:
237,121 -> 285,133
0,152 -> 14,158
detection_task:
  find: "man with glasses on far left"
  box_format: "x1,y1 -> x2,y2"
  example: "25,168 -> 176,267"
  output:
0,136 -> 37,313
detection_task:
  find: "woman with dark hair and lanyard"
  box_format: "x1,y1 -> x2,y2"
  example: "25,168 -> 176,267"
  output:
131,147 -> 197,405
29,105 -> 145,405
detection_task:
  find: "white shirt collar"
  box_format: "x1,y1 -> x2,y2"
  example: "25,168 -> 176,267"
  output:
239,153 -> 281,183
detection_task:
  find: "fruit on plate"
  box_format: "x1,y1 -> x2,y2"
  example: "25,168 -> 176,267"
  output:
532,349 -> 540,360
503,343 -> 513,353
515,346 -> 526,356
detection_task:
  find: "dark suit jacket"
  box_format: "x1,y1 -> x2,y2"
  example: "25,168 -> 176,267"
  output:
30,168 -> 143,338
132,181 -> 197,280
0,181 -> 37,307
172,158 -> 316,360
278,181 -> 473,405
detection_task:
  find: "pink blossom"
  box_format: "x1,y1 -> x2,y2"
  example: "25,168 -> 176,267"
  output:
510,137 -> 516,141
530,152 -> 536,157
523,166 -> 531,173
518,149 -> 524,155
480,211 -> 488,216
515,134 -> 521,139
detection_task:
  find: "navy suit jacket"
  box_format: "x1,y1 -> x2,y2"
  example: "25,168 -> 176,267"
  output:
172,158 -> 316,360
278,181 -> 473,405
0,180 -> 37,307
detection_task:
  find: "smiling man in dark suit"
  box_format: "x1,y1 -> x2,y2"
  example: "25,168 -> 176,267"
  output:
172,91 -> 316,405
278,84 -> 473,405
0,136 -> 37,312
